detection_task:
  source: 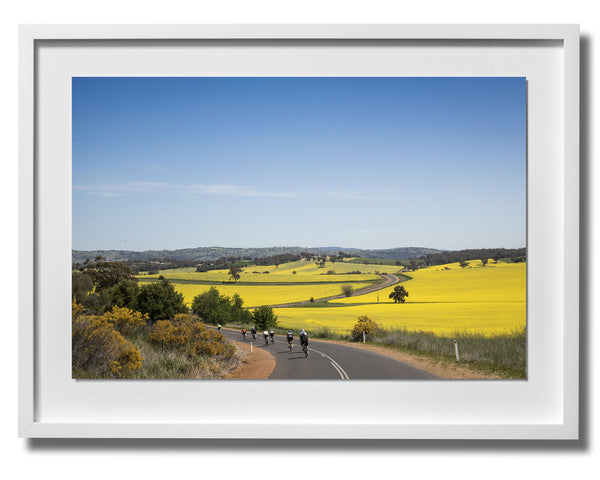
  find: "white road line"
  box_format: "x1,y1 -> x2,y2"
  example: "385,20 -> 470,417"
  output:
313,348 -> 350,379
243,335 -> 350,380
329,360 -> 347,379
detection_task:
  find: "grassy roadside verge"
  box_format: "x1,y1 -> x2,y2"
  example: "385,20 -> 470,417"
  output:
111,326 -> 243,379
314,327 -> 525,379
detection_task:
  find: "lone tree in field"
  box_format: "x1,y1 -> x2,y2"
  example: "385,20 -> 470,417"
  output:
480,258 -> 489,267
389,285 -> 409,303
341,284 -> 354,297
228,266 -> 242,283
459,261 -> 470,269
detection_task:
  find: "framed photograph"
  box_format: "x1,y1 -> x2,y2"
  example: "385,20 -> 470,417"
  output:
19,24 -> 579,438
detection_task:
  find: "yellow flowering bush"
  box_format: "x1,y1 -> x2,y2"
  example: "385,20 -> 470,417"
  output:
72,303 -> 143,378
351,315 -> 379,341
100,305 -> 148,335
148,314 -> 234,359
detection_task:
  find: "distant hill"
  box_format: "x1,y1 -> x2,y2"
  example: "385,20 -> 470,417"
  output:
72,246 -> 444,264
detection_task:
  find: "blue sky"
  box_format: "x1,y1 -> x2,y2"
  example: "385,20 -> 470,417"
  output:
72,77 -> 526,251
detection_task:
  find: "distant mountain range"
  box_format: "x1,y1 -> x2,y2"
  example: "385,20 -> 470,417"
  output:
72,246 -> 445,264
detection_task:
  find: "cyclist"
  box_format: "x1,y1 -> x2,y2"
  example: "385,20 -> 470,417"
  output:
251,326 -> 257,340
269,329 -> 275,344
217,324 -> 222,333
241,328 -> 246,340
299,329 -> 309,357
286,330 -> 294,350
263,330 -> 269,345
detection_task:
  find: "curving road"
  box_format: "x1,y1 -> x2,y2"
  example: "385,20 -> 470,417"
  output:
269,274 -> 403,308
218,328 -> 437,380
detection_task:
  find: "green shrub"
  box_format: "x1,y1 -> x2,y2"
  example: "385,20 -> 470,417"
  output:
252,305 -> 278,330
341,284 -> 354,297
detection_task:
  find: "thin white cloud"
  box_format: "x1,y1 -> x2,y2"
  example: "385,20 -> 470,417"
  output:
73,181 -> 298,198
73,181 -> 398,201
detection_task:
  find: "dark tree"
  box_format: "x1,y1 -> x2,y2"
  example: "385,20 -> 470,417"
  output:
389,285 -> 409,303
228,266 -> 242,282
72,271 -> 94,304
341,284 -> 354,297
78,258 -> 136,293
99,279 -> 140,312
407,260 -> 419,271
480,258 -> 489,267
137,278 -> 187,321
191,287 -> 232,325
230,293 -> 252,324
252,305 -> 278,330
459,261 -> 470,269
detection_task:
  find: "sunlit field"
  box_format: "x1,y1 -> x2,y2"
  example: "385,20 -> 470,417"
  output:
138,280 -> 373,308
137,259 -> 525,336
137,260 -> 384,284
276,260 -> 526,336
337,260 -> 525,304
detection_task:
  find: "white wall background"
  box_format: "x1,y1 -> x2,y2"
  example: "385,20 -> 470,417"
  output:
1,1 -> 596,478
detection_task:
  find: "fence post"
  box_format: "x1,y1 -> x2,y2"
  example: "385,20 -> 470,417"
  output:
454,339 -> 459,362
363,331 -> 366,343
251,342 -> 253,354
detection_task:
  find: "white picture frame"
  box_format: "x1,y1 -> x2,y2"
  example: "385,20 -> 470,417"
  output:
19,24 -> 579,439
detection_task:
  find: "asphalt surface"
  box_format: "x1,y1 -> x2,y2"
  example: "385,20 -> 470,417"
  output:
269,274 -> 402,307
218,328 -> 438,380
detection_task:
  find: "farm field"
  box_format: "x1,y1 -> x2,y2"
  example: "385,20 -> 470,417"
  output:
137,258 -> 525,336
276,260 -> 526,336
137,280 -> 374,308
138,260 -> 382,284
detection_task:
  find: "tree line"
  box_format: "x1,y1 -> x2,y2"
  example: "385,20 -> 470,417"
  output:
416,248 -> 526,266
72,257 -> 278,329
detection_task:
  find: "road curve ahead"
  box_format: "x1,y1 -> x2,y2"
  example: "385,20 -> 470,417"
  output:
269,274 -> 402,308
218,328 -> 438,380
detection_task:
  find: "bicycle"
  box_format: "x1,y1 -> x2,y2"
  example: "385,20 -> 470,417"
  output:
288,340 -> 293,351
302,343 -> 309,358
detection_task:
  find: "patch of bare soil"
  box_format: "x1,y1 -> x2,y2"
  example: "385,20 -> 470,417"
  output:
316,339 -> 502,380
226,341 -> 276,379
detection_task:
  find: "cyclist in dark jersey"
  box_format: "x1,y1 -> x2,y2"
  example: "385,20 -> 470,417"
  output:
299,329 -> 309,356
300,329 -> 308,346
286,330 -> 294,349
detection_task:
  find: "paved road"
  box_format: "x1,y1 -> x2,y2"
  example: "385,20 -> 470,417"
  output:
269,274 -> 402,308
218,328 -> 438,380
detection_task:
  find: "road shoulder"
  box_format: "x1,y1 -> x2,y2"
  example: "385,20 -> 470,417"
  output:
227,341 -> 276,379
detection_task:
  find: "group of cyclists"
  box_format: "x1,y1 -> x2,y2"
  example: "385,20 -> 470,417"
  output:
240,326 -> 309,357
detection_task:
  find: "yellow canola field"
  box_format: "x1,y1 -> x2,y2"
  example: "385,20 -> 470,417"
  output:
138,281 -> 373,308
337,260 -> 525,305
275,301 -> 524,336
277,261 -> 526,336
138,259 -> 382,284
